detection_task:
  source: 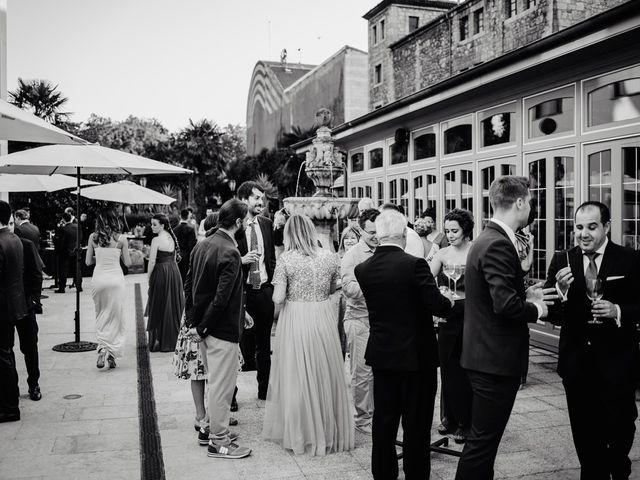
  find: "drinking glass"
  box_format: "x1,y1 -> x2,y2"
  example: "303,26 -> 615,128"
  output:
586,278 -> 603,324
442,263 -> 454,291
450,264 -> 463,299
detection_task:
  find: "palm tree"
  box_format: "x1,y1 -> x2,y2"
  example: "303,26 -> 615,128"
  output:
9,78 -> 71,124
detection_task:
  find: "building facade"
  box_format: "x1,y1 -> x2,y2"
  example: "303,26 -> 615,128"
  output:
246,46 -> 368,155
296,0 -> 640,350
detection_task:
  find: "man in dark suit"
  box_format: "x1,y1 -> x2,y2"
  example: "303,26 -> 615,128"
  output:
544,201 -> 640,479
0,201 -> 27,423
355,209 -> 453,480
186,199 -> 251,459
14,209 -> 44,312
455,176 -> 549,480
174,208 -> 197,284
11,224 -> 44,401
55,212 -> 82,293
236,181 -> 276,400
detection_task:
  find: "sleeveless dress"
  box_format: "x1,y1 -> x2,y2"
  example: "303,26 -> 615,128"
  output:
437,268 -> 472,430
146,250 -> 184,352
262,249 -> 355,455
91,247 -> 126,358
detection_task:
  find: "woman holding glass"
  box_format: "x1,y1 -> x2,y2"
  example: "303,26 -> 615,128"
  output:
430,208 -> 474,443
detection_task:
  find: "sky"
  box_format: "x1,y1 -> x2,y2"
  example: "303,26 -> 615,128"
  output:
7,0 -> 370,133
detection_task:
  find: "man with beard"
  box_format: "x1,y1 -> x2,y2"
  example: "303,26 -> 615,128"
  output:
236,181 -> 276,400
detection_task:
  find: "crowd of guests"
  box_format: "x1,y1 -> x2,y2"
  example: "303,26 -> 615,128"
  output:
2,173 -> 639,480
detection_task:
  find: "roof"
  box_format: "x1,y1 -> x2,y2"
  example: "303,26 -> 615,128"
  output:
363,0 -> 458,20
259,61 -> 317,89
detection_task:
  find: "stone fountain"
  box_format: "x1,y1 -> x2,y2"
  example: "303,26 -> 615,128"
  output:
283,108 -> 359,251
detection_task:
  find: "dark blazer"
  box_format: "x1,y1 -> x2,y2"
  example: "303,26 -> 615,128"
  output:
15,222 -> 40,247
186,229 -> 245,343
58,222 -> 80,256
544,242 -> 640,385
174,222 -> 197,261
236,216 -> 276,284
18,237 -> 43,313
0,229 -> 27,323
461,221 -> 539,377
355,245 -> 452,371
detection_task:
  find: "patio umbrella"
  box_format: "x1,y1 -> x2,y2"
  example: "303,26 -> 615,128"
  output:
0,144 -> 191,353
0,174 -> 98,192
74,180 -> 176,205
0,99 -> 87,145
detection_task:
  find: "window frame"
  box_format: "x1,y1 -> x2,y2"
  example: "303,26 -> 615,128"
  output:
441,113 -> 475,158
459,15 -> 470,41
408,16 -> 420,32
374,63 -> 383,86
411,124 -> 438,162
523,84 -> 577,145
473,8 -> 484,36
477,101 -> 518,152
366,142 -> 385,171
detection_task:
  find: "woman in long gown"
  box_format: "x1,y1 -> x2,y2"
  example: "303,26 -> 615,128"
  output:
146,213 -> 184,352
430,208 -> 474,443
263,214 -> 354,456
86,211 -> 132,369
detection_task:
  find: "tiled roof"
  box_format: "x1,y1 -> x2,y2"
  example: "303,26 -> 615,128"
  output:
261,61 -> 317,89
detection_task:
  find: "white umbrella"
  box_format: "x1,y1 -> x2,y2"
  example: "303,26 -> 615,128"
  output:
74,180 -> 176,205
0,174 -> 98,192
0,144 -> 191,352
0,99 -> 87,145
0,144 -> 191,175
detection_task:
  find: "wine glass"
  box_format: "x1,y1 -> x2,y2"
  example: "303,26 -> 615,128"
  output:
586,278 -> 603,324
437,285 -> 450,324
449,264 -> 463,299
442,263 -> 454,291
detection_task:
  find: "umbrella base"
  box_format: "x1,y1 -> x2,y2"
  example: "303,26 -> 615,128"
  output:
52,341 -> 98,353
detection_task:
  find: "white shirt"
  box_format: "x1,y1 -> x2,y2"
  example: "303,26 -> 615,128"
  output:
405,227 -> 425,258
245,217 -> 268,285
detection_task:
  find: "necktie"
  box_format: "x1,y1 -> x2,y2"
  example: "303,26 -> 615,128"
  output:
585,252 -> 599,282
249,222 -> 261,289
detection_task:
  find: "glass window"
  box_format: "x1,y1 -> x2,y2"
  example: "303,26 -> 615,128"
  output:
374,64 -> 382,85
381,19 -> 385,39
474,9 -> 484,34
414,132 -> 436,159
357,187 -> 364,198
351,152 -> 364,173
369,148 -> 383,169
425,174 -> 438,212
444,124 -> 472,154
389,179 -> 398,205
480,165 -> 514,226
505,0 -> 517,17
588,78 -> 640,127
623,147 -> 640,249
528,97 -> 574,139
461,170 -> 473,211
588,150 -> 612,209
377,181 -> 384,205
525,0 -> 536,9
409,16 -> 419,32
460,16 -> 469,41
528,159 -> 547,280
365,185 -> 372,199
414,176 -> 424,218
481,113 -> 512,147
400,178 -> 409,213
390,142 -> 408,165
444,171 -> 456,213
554,156 -> 575,253
351,187 -> 357,198
372,25 -> 377,44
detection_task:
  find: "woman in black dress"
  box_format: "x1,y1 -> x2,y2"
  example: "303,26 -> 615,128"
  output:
146,213 -> 184,352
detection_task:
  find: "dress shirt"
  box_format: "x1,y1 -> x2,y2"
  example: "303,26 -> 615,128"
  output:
490,217 -> 543,320
197,219 -> 206,237
244,217 -> 268,285
341,239 -> 375,324
404,227 -> 425,258
557,237 -> 621,326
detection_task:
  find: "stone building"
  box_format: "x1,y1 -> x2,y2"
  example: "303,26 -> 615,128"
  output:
245,46 -> 368,155
295,0 -> 640,350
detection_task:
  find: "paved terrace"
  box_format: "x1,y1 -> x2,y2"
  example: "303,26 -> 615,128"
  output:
2,274 -> 640,479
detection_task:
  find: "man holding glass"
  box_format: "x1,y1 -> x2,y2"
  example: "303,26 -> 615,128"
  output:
544,201 -> 640,479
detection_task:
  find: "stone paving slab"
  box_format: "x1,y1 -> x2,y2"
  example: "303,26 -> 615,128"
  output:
3,275 -> 640,479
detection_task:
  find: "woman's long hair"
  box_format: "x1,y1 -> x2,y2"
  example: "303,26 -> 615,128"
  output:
94,210 -> 123,248
283,214 -> 319,257
152,213 -> 181,263
204,212 -> 219,237
338,225 -> 361,256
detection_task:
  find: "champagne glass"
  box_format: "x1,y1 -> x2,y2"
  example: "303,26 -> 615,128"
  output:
437,285 -> 450,324
450,264 -> 462,299
586,278 -> 603,324
442,263 -> 454,291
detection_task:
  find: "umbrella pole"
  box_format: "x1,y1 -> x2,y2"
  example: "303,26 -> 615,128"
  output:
52,167 -> 97,353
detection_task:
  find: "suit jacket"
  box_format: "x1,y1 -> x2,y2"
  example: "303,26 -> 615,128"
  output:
355,245 -> 452,371
174,222 -> 197,262
236,216 -> 276,285
461,221 -> 539,377
0,229 -> 27,323
544,242 -> 640,385
186,229 -> 245,343
18,237 -> 43,313
15,222 -> 40,247
57,222 -> 80,256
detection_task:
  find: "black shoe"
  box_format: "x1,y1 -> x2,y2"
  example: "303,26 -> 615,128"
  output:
40,295 -> 49,299
107,355 -> 116,369
230,398 -> 238,412
453,427 -> 467,444
0,411 -> 20,423
34,306 -> 43,314
54,289 -> 66,293
437,422 -> 452,435
28,385 -> 42,401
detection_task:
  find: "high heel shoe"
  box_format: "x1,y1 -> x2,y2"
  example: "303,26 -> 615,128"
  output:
107,354 -> 116,369
96,350 -> 106,369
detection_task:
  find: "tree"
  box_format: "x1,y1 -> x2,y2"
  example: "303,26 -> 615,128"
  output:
9,78 -> 71,124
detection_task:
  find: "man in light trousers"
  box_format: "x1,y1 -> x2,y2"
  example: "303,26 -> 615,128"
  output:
341,208 -> 380,435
